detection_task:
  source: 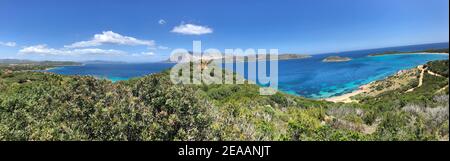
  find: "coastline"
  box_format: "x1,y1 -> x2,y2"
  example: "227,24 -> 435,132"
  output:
369,52 -> 449,57
38,52 -> 448,101
414,52 -> 449,55
44,67 -> 59,71
323,83 -> 372,103
323,52 -> 448,103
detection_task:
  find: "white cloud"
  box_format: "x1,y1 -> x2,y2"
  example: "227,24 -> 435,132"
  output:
65,31 -> 155,48
171,24 -> 213,35
158,19 -> 166,25
19,44 -> 125,56
131,52 -> 155,57
141,52 -> 154,56
0,41 -> 16,47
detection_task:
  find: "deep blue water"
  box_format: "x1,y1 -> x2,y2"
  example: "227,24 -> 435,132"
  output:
47,43 -> 449,99
47,63 -> 175,82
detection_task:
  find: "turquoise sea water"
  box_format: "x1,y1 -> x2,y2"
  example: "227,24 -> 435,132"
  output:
272,53 -> 448,98
46,43 -> 449,99
47,63 -> 175,82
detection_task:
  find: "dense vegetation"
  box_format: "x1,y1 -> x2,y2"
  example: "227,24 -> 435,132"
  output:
0,60 -> 448,141
427,60 -> 449,77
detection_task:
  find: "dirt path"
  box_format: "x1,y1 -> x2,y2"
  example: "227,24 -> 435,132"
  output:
361,119 -> 381,134
327,64 -> 445,102
406,65 -> 425,93
427,70 -> 445,77
435,85 -> 449,94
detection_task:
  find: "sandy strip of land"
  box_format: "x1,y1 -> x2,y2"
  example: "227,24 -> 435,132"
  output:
376,52 -> 449,56
414,52 -> 449,55
417,53 -> 448,55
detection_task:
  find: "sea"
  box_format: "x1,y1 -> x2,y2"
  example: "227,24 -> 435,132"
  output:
46,43 -> 449,99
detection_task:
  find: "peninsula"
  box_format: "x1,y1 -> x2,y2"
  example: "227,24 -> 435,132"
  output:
368,48 -> 449,56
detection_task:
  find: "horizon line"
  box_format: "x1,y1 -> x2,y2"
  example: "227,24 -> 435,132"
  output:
1,41 -> 448,63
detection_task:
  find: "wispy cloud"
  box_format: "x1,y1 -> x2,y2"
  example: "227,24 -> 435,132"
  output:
131,52 -> 155,57
158,19 -> 166,25
65,31 -> 155,48
0,41 -> 16,47
19,44 -> 126,56
158,45 -> 169,50
171,23 -> 213,35
141,52 -> 154,56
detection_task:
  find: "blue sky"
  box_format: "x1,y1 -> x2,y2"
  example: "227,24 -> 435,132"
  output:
0,0 -> 448,62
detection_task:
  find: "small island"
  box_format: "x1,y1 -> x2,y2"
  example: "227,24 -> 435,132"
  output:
322,56 -> 352,62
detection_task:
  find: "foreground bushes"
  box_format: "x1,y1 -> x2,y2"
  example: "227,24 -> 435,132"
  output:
0,72 -> 212,140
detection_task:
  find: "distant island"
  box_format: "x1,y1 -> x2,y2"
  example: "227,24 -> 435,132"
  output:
322,56 -> 352,62
368,48 -> 449,56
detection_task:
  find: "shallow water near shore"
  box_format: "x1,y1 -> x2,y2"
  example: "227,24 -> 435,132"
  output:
272,53 -> 448,98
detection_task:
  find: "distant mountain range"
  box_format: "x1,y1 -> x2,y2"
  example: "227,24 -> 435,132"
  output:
165,53 -> 311,63
0,59 -> 81,66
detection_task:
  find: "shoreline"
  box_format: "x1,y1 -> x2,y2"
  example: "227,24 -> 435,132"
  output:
369,52 -> 449,57
44,64 -> 85,71
324,53 -> 448,103
323,83 -> 373,103
44,67 -> 59,71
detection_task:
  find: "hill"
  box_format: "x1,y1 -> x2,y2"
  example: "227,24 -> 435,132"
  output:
0,60 -> 448,141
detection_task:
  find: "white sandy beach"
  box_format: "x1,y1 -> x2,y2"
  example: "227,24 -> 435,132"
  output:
324,83 -> 372,103
324,52 -> 448,103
